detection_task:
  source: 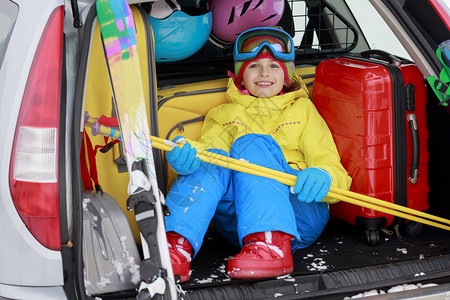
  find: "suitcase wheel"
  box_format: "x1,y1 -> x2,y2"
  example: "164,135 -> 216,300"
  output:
405,222 -> 424,237
363,229 -> 380,246
356,217 -> 386,246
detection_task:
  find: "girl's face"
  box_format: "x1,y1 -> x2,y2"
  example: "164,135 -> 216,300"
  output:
240,58 -> 285,98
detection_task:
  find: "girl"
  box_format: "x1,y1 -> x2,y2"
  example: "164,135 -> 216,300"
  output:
164,27 -> 352,282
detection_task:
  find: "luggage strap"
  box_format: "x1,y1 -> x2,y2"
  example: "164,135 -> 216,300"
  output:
80,132 -> 103,194
80,115 -> 122,194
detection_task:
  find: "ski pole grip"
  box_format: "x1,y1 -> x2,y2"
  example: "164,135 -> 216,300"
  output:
91,121 -> 101,136
408,113 -> 419,184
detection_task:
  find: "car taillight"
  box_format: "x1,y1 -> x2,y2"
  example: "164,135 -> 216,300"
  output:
9,6 -> 64,251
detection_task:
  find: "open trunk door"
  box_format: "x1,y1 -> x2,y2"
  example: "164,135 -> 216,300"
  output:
369,0 -> 449,79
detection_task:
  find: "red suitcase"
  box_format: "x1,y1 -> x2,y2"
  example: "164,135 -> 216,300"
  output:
313,51 -> 429,245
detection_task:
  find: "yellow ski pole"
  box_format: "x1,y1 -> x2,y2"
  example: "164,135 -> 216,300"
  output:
84,116 -> 450,230
148,137 -> 450,230
194,144 -> 450,226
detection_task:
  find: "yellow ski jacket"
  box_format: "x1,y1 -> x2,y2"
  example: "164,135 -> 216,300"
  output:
188,74 -> 352,202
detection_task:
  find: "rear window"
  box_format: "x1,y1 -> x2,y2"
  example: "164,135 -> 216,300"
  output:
154,0 -> 369,83
289,0 -> 365,55
0,0 -> 19,70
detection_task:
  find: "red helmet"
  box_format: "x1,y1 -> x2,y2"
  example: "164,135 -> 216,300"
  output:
208,0 -> 285,48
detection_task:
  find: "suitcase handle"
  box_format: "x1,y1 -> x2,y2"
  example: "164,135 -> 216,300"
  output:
359,50 -> 401,66
408,113 -> 419,184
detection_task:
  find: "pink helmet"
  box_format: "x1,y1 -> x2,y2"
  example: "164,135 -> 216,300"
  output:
208,0 -> 285,48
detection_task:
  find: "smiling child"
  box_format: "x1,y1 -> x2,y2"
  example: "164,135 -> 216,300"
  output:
163,27 -> 352,282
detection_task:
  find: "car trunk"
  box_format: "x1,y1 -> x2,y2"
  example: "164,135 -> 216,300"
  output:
182,218 -> 450,299
71,0 -> 450,299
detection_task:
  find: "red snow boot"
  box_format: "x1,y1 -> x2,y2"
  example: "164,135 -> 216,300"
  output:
227,231 -> 293,279
167,231 -> 192,283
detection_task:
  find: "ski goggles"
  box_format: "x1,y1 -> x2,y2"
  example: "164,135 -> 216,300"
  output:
234,27 -> 295,62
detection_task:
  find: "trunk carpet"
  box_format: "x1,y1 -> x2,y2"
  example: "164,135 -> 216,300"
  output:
184,218 -> 450,288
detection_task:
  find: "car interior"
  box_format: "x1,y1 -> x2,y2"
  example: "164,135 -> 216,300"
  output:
73,0 -> 450,299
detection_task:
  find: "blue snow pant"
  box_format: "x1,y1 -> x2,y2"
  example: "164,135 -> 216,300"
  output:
164,134 -> 329,256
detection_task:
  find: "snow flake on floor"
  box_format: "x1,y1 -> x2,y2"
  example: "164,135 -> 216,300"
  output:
334,236 -> 344,244
396,248 -> 408,254
194,278 -> 214,284
300,242 -> 335,272
309,258 -> 328,271
277,274 -> 295,282
218,263 -> 227,273
303,252 -> 329,271
344,283 -> 439,298
191,261 -> 232,285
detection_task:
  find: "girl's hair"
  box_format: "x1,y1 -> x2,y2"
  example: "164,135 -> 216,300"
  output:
284,81 -> 302,93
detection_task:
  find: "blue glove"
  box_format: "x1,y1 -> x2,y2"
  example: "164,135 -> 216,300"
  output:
293,168 -> 332,203
166,137 -> 201,175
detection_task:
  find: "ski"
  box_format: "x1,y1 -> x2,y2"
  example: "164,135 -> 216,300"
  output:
95,0 -> 176,298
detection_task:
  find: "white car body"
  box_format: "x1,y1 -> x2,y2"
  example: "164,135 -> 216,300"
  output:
0,0 -> 449,299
